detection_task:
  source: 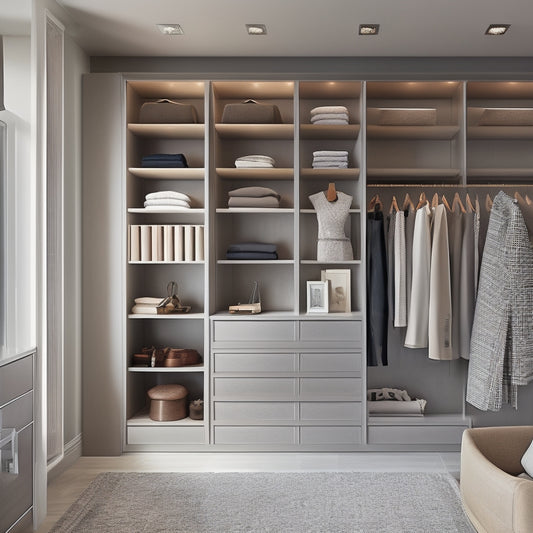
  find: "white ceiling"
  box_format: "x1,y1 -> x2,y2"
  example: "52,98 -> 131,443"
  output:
3,0 -> 533,57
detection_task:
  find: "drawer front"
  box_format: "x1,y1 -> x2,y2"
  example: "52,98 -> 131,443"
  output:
300,378 -> 362,399
299,321 -> 361,343
300,426 -> 362,445
127,425 -> 205,445
300,402 -> 362,423
213,353 -> 297,373
0,356 -> 33,407
0,392 -> 33,431
214,426 -> 297,445
213,321 -> 296,342
214,377 -> 297,397
368,425 -> 466,445
0,424 -> 33,533
300,353 -> 361,373
214,402 -> 297,422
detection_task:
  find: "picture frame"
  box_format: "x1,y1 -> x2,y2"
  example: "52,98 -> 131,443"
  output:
306,280 -> 329,313
321,269 -> 351,313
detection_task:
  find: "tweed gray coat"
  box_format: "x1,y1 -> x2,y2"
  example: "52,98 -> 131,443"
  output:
466,191 -> 533,411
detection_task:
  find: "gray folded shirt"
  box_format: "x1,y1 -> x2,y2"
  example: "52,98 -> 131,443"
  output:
228,196 -> 280,208
228,186 -> 281,200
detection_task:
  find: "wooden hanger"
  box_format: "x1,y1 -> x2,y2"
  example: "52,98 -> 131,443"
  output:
485,194 -> 493,212
368,194 -> 383,212
326,182 -> 337,202
416,192 -> 427,209
389,195 -> 399,214
431,192 -> 439,208
402,193 -> 415,211
452,192 -> 466,213
441,194 -> 452,212
526,194 -> 533,206
465,193 -> 475,213
514,191 -> 526,207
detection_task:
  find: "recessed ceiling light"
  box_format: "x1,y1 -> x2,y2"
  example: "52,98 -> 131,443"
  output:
156,24 -> 184,35
485,24 -> 510,35
246,24 -> 267,35
359,24 -> 379,36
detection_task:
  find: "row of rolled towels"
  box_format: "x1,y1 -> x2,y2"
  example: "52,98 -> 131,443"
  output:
129,224 -> 204,262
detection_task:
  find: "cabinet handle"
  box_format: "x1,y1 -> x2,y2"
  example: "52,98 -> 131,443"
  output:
0,428 -> 19,474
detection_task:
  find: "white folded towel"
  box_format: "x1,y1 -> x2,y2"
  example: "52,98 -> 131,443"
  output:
311,119 -> 349,125
312,156 -> 348,163
310,105 -> 348,116
131,304 -> 158,315
311,113 -> 349,123
312,161 -> 349,168
144,204 -> 191,210
235,161 -> 274,168
236,155 -> 276,165
134,296 -> 164,305
144,198 -> 191,208
313,150 -> 349,157
145,190 -> 191,202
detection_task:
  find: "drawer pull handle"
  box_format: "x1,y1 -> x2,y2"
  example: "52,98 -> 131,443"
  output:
0,428 -> 19,474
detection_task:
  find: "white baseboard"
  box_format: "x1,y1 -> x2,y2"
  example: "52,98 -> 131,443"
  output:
47,433 -> 82,483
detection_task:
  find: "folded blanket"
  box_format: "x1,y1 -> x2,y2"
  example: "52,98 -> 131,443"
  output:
145,191 -> 191,202
313,150 -> 349,157
226,251 -> 278,260
311,119 -> 349,125
142,153 -> 188,162
228,186 -> 280,199
144,199 -> 191,208
227,243 -> 277,254
235,161 -> 274,168
367,388 -> 412,401
228,196 -> 280,208
134,296 -> 164,305
368,399 -> 427,416
310,105 -> 348,116
236,154 -> 276,165
311,113 -> 349,123
312,161 -> 348,168
141,160 -> 189,168
144,205 -> 191,210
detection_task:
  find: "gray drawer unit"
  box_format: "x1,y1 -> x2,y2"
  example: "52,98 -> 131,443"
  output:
214,377 -> 297,397
212,320 -> 297,343
300,426 -> 362,445
214,402 -> 298,422
214,353 -> 297,373
127,425 -> 205,445
300,377 -> 362,399
214,426 -> 298,445
300,352 -> 361,373
0,354 -> 34,533
300,402 -> 362,423
299,320 -> 362,343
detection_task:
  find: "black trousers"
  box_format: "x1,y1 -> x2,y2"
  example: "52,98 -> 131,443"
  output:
366,210 -> 388,366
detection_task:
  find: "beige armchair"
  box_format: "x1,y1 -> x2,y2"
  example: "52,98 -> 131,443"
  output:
461,426 -> 533,533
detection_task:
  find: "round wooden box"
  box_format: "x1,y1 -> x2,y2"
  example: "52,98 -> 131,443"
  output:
147,383 -> 188,421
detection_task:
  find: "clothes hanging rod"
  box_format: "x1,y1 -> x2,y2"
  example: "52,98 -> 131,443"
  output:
367,183 -> 533,188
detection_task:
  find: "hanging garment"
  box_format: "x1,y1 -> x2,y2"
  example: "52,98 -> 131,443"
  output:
394,209 -> 407,327
309,191 -> 353,261
404,206 -> 416,324
458,200 -> 477,359
446,203 -> 463,359
366,207 -> 388,366
386,212 -> 396,327
467,191 -> 533,411
428,203 -> 454,360
404,203 -> 432,349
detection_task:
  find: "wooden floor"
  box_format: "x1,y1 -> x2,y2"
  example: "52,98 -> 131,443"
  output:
37,451 -> 461,532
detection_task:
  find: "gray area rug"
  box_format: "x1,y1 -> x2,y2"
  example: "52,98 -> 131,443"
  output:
50,471 -> 475,533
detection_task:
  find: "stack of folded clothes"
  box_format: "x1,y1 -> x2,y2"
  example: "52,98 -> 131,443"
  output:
228,186 -> 281,208
144,191 -> 191,210
234,155 -> 276,168
367,387 -> 427,416
310,105 -> 349,125
141,153 -> 188,168
312,150 -> 349,169
226,242 -> 278,260
131,296 -> 163,315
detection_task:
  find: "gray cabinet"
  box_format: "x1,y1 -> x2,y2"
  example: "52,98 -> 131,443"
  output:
0,354 -> 34,533
211,317 -> 364,450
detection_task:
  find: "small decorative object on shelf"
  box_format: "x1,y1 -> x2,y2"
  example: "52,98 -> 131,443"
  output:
147,383 -> 188,421
132,346 -> 201,368
229,281 -> 262,314
189,399 -> 204,420
321,269 -> 351,312
307,280 -> 329,313
156,281 -> 191,314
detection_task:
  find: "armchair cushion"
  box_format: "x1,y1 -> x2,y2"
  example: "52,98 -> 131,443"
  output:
521,439 -> 533,477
